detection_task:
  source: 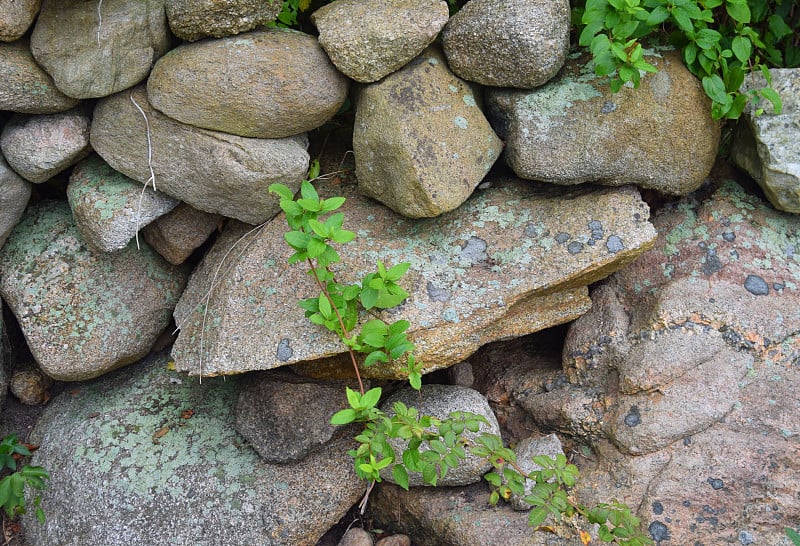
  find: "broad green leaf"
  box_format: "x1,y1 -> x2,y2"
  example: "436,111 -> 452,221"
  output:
768,14 -> 793,40
300,180 -> 319,201
296,198 -> 321,212
360,287 -> 378,310
672,6 -> 693,31
306,237 -> 327,258
695,28 -> 722,49
388,320 -> 410,336
307,219 -> 328,238
702,74 -> 728,103
590,34 -> 612,57
732,36 -> 752,63
646,5 -> 669,25
321,196 -> 345,212
408,371 -> 422,390
528,506 -> 549,527
268,183 -> 294,201
726,0 -> 750,23
307,159 -> 320,180
330,408 -> 357,425
284,230 -> 309,250
386,262 -> 410,281
759,87 -> 783,114
345,387 -> 360,409
279,199 -> 303,217
393,465 -> 410,490
579,20 -> 604,47
361,387 -> 382,409
331,229 -> 355,244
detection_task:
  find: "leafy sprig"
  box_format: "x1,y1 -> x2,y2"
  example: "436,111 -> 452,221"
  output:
0,434 -> 49,523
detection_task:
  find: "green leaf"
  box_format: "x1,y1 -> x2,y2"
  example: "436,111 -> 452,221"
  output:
579,21 -> 604,47
731,36 -> 752,63
330,408 -> 357,425
345,387 -> 360,409
528,506 -> 549,527
695,28 -> 722,49
388,320 -> 410,336
284,230 -> 309,250
299,180 -> 319,201
386,262 -> 410,281
360,287 -> 378,310
646,5 -> 669,25
393,465 -> 410,490
268,183 -> 294,201
702,74 -> 728,103
759,87 -> 783,114
307,219 -> 328,238
786,528 -> 800,545
408,371 -> 422,390
306,237 -> 327,258
768,14 -> 793,40
361,387 -> 382,409
726,0 -> 750,23
672,6 -> 694,31
364,351 -> 389,367
321,196 -> 346,212
331,229 -> 355,244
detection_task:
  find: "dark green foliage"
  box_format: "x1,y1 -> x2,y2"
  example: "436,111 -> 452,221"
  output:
0,434 -> 49,523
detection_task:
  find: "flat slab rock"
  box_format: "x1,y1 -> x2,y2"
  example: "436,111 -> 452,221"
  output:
171,175 -> 656,378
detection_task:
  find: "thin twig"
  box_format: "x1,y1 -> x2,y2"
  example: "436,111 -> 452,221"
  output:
96,0 -> 103,46
129,93 -> 157,192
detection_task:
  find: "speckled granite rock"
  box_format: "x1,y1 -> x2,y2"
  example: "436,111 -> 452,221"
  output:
730,68 -> 800,213
0,0 -> 40,41
30,0 -> 169,99
312,0 -> 449,83
0,201 -> 186,380
0,106 -> 92,183
165,0 -> 282,41
142,203 -> 222,265
354,46 -> 502,218
147,28 -> 349,138
0,40 -> 80,114
91,85 -> 310,225
0,156 -> 31,250
485,49 -> 720,195
442,0 -> 570,88
67,155 -> 179,252
22,353 -> 363,546
171,173 -> 656,378
369,481 -> 590,545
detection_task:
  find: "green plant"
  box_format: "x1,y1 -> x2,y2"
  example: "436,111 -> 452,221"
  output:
0,434 -> 49,523
574,0 -> 793,119
787,527 -> 800,546
268,165 -> 650,543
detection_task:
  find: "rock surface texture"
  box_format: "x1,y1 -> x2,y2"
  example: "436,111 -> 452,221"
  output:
0,201 -> 186,380
354,47 -> 502,218
0,0 -> 40,41
165,0 -> 282,41
22,354 -> 363,546
0,106 -> 92,183
442,0 -> 570,88
312,0 -> 449,83
0,157 -> 31,249
486,49 -> 720,195
30,0 -> 170,99
91,85 -> 310,225
147,28 -> 350,139
171,174 -> 656,378
0,40 -> 80,114
67,155 -> 179,252
730,68 -> 800,213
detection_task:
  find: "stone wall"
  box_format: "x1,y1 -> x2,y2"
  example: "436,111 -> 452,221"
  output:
1,1 -> 798,546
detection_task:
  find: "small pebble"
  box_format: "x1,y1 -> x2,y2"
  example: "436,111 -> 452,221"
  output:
376,534 -> 411,546
743,274 -> 769,296
649,521 -> 670,542
336,527 -> 373,546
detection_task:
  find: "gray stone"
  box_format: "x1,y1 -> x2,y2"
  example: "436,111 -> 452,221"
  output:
337,527 -> 374,546
380,384 -> 499,487
354,46 -> 503,218
235,370 -> 358,463
142,203 -> 222,265
171,174 -> 657,378
0,0 -> 40,41
485,49 -> 720,195
67,155 -> 180,252
22,353 -> 364,546
0,201 -> 187,380
312,0 -> 449,83
442,0 -> 570,89
0,156 -> 31,250
147,29 -> 350,138
0,40 -> 80,114
91,84 -> 310,225
369,481 -> 590,545
730,68 -> 800,213
165,0 -> 282,41
30,0 -> 169,99
0,106 -> 92,183
510,434 -> 565,510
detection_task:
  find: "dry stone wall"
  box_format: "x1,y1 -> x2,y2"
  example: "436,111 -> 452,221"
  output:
1,1 -> 796,545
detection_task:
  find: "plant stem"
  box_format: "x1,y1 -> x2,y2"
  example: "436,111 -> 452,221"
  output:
306,258 -> 365,395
